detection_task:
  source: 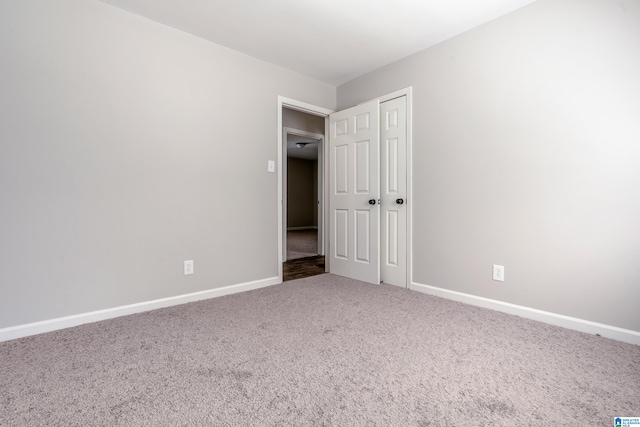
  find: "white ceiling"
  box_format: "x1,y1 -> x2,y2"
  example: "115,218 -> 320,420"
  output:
98,0 -> 537,86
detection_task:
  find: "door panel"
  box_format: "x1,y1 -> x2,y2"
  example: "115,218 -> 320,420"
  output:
386,137 -> 398,193
335,144 -> 349,194
355,140 -> 370,193
380,97 -> 407,287
386,210 -> 399,265
329,100 -> 380,284
335,209 -> 349,259
355,209 -> 371,262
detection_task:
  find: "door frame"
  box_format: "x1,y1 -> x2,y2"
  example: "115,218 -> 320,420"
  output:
277,97 -> 333,282
282,127 -> 325,260
277,87 -> 412,286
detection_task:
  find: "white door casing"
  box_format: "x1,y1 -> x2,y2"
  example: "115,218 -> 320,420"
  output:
329,100 -> 380,285
277,96 -> 333,282
380,97 -> 407,287
279,89 -> 411,286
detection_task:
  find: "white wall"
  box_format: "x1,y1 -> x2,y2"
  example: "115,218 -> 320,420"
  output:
0,0 -> 335,329
338,0 -> 640,332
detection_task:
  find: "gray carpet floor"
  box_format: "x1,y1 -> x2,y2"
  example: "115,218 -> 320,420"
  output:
1,274 -> 639,426
287,229 -> 318,260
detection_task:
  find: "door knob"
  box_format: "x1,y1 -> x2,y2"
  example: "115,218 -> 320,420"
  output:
368,199 -> 376,205
396,198 -> 404,205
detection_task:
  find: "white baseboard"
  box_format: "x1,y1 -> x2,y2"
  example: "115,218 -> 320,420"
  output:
287,226 -> 318,231
410,281 -> 640,346
0,276 -> 281,343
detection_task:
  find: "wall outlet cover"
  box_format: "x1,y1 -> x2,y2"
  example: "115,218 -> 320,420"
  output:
184,260 -> 194,275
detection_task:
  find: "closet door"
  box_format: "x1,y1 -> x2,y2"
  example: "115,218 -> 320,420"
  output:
380,97 -> 407,287
328,100 -> 380,285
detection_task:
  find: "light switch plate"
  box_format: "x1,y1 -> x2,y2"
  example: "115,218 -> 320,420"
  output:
267,160 -> 275,173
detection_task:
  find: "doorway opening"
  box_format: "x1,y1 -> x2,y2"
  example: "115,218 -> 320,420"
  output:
279,102 -> 332,281
283,128 -> 324,259
283,128 -> 325,281
277,88 -> 412,286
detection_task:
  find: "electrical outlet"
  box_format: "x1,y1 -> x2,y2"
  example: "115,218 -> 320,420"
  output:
184,260 -> 194,275
492,264 -> 504,282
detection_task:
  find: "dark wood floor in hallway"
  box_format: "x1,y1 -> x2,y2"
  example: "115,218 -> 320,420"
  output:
283,255 -> 325,281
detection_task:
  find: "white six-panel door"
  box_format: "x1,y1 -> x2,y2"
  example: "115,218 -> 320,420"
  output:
329,100 -> 380,285
380,97 -> 407,287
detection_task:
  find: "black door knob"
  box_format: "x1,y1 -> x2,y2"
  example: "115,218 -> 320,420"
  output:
368,199 -> 376,205
396,198 -> 404,205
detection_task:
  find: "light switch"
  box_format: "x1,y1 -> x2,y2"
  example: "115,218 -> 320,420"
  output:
267,160 -> 275,173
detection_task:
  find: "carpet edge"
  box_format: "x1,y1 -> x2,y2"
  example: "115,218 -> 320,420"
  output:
410,281 -> 640,346
0,276 -> 281,343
